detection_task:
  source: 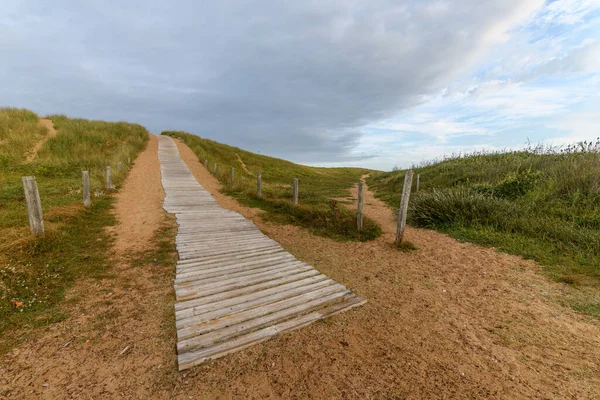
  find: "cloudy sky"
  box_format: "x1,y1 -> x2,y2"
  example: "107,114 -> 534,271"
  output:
1,0 -> 599,170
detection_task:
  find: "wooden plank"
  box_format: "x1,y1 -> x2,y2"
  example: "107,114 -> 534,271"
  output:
175,263 -> 312,299
176,276 -> 333,320
176,279 -> 339,329
177,286 -> 350,341
174,271 -> 325,312
174,260 -> 306,290
177,294 -> 366,370
176,248 -> 287,268
176,249 -> 288,271
175,254 -> 298,283
178,243 -> 281,260
175,268 -> 319,302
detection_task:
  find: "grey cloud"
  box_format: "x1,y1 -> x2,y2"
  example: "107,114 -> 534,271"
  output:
1,0 -> 543,163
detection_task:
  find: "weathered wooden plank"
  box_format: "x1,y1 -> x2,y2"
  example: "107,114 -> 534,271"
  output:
174,260 -> 306,290
176,276 -> 333,320
175,264 -> 312,298
177,286 -> 350,341
175,254 -> 298,282
174,271 -> 325,312
177,294 -> 365,370
176,279 -> 339,330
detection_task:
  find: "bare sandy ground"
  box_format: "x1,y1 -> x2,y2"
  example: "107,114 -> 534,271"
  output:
1,137 -> 599,399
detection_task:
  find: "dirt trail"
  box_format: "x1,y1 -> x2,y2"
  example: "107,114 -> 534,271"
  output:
26,119 -> 57,162
236,153 -> 254,176
1,138 -> 599,399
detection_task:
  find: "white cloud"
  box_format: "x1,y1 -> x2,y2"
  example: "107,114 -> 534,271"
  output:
538,0 -> 600,26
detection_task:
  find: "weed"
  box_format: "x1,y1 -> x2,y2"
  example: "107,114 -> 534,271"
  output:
395,241 -> 418,252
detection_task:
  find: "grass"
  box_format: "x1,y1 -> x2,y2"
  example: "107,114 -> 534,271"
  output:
162,130 -> 382,241
367,141 -> 600,317
0,108 -> 149,352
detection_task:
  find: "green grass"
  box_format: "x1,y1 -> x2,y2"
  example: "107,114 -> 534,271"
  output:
162,130 -> 381,241
367,142 -> 600,317
0,108 -> 149,352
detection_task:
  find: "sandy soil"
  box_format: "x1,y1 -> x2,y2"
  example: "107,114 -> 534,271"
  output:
26,119 -> 57,162
1,137 -> 599,399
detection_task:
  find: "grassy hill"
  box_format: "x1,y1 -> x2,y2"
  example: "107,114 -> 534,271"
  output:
163,131 -> 381,241
368,143 -> 600,317
0,108 -> 148,350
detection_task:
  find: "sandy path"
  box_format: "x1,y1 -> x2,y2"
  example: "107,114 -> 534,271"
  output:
26,119 -> 57,162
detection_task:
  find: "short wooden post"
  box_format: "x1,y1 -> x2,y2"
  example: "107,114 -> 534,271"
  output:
22,176 -> 44,234
396,170 -> 414,245
106,166 -> 112,190
231,167 -> 235,182
204,159 -> 208,168
357,181 -> 364,231
293,178 -> 299,206
82,171 -> 91,207
117,161 -> 122,171
127,156 -> 131,164
213,163 -> 217,174
416,174 -> 420,193
257,172 -> 262,197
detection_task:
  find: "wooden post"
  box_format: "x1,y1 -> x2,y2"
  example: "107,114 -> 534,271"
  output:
213,163 -> 217,174
22,176 -> 44,234
204,159 -> 208,168
357,181 -> 364,231
396,170 -> 414,245
106,166 -> 112,190
231,167 -> 235,182
293,178 -> 299,206
416,174 -> 420,193
117,161 -> 122,171
127,156 -> 131,164
82,171 -> 91,207
257,172 -> 262,197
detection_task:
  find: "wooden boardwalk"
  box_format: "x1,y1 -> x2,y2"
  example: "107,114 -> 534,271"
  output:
158,136 -> 366,371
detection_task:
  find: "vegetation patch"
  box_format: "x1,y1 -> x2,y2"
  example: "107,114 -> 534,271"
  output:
368,142 -> 600,316
162,130 -> 381,241
0,108 -> 149,352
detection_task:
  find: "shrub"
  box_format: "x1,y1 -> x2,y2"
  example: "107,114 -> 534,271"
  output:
409,187 -> 518,229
